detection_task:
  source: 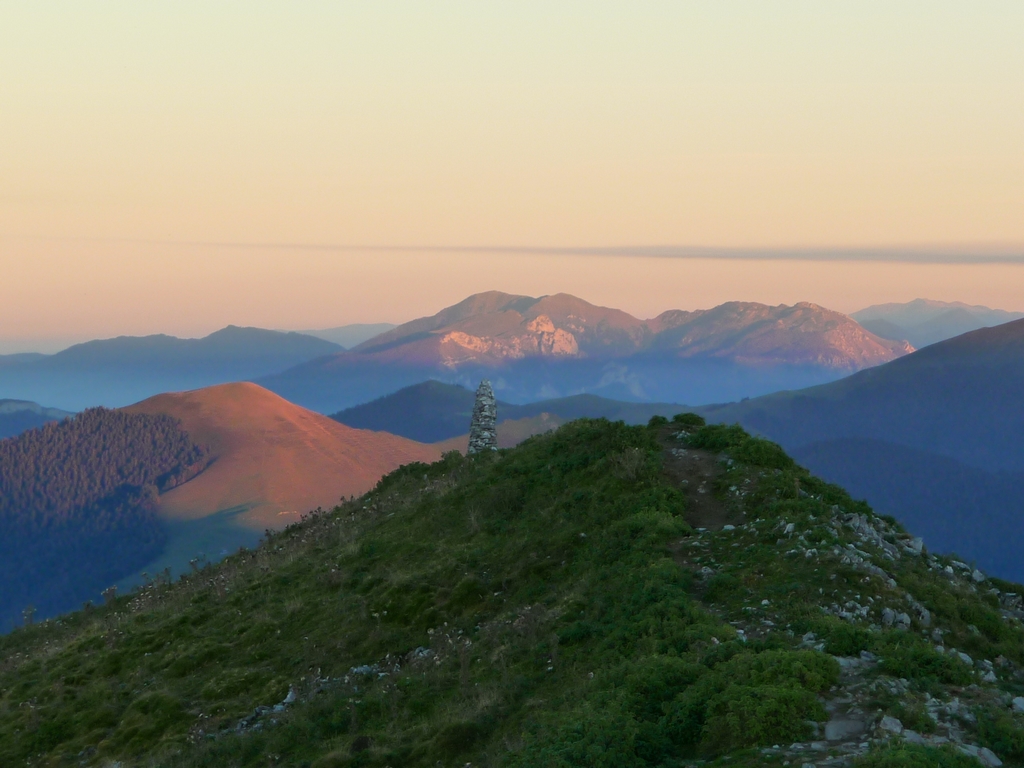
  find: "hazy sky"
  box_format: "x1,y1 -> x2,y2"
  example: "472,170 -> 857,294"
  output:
2,3 -> 1023,351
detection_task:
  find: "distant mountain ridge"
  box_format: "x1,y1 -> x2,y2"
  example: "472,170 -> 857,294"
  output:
261,291 -> 910,412
355,291 -> 910,368
853,298 -> 1024,348
0,399 -> 73,439
332,380 -> 685,443
291,323 -> 396,349
0,326 -> 341,410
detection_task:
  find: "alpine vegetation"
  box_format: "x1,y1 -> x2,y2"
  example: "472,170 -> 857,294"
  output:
1,416 -> 1022,767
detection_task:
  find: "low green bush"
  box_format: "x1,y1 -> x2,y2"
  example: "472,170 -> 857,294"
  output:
671,413 -> 706,427
976,707 -> 1024,762
700,684 -> 825,753
686,423 -> 795,470
878,640 -> 974,686
818,620 -> 874,656
853,743 -> 983,768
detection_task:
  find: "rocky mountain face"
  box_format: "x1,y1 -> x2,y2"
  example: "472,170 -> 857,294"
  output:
356,291 -> 909,369
260,292 -> 909,412
649,301 -> 913,367
354,292 -> 649,366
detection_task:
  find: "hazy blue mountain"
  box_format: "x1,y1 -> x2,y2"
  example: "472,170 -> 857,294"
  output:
791,438 -> 1024,582
331,380 -> 684,442
0,353 -> 48,368
702,318 -> 1024,472
0,399 -> 73,439
290,322 -> 395,349
698,319 -> 1024,580
852,298 -> 1024,348
0,326 -> 341,410
260,291 -> 908,413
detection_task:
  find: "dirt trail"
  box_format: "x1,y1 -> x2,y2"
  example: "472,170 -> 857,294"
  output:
657,426 -> 742,531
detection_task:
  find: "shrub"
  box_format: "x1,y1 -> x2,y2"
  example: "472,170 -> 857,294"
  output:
976,707 -> 1024,762
671,413 -> 706,427
661,650 -> 837,757
878,641 -> 973,686
685,423 -> 795,470
700,684 -> 824,753
819,621 -> 874,656
687,424 -> 747,452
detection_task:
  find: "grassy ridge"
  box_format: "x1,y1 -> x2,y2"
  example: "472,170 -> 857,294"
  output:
1,418 -> 1023,766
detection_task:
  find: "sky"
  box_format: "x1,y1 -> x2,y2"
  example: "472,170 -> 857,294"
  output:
2,2 -> 1023,352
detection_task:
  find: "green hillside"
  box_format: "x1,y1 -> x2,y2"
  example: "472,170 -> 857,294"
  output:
2,417 -> 1023,767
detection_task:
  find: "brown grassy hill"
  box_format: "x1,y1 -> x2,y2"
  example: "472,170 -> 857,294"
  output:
125,382 -> 441,530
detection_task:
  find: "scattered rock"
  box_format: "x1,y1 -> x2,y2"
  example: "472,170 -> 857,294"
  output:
877,715 -> 903,736
882,607 -> 896,627
959,743 -> 1003,767
1011,696 -> 1024,713
825,718 -> 866,741
972,569 -> 987,583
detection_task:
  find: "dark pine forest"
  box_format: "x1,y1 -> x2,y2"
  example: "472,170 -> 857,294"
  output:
0,408 -> 206,630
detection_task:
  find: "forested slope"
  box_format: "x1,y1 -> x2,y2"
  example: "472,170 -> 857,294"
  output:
0,409 -> 207,629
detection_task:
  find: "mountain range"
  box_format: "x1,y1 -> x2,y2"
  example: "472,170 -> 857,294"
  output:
852,298 -> 1024,349
331,379 -> 686,443
0,326 -> 342,411
260,291 -> 911,413
699,318 -> 1024,580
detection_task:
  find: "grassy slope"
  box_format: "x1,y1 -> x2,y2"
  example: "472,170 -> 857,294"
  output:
2,419 -> 1024,767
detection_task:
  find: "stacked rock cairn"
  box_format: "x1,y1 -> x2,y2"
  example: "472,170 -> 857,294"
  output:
467,379 -> 498,454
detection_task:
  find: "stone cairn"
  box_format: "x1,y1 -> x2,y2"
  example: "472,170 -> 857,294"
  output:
467,380 -> 498,454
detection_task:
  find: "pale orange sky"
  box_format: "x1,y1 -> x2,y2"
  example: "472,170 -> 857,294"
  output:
2,4 -> 1023,350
